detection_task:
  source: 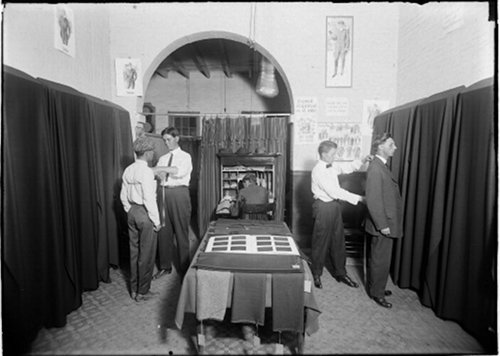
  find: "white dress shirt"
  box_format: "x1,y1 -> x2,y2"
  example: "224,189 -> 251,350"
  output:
120,159 -> 160,227
157,147 -> 192,187
311,159 -> 363,205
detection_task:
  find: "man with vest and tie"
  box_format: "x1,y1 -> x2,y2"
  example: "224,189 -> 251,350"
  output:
153,127 -> 193,278
364,132 -> 403,308
310,140 -> 372,289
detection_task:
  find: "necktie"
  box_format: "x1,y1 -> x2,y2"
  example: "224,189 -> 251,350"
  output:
165,153 -> 174,181
326,163 -> 332,168
161,153 -> 174,226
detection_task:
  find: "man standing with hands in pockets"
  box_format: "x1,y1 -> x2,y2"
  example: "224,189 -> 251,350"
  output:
120,137 -> 161,302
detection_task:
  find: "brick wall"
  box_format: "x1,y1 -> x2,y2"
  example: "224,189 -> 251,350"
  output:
396,2 -> 493,104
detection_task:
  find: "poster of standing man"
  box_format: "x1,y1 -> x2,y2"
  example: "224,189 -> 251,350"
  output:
326,16 -> 353,88
54,4 -> 75,57
115,58 -> 143,96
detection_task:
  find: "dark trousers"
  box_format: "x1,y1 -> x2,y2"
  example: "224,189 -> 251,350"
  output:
127,204 -> 157,295
311,199 -> 346,278
157,186 -> 191,275
368,234 -> 393,298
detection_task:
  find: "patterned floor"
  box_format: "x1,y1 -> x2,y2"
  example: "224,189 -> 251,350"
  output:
26,257 -> 486,355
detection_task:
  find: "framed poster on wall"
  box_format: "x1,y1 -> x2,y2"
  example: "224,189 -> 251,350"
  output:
317,122 -> 362,161
326,16 -> 353,88
54,4 -> 75,57
115,58 -> 143,97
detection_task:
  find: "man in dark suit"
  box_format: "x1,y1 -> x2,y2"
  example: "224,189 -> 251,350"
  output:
364,132 -> 403,308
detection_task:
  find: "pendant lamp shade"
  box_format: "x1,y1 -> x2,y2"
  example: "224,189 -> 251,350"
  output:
256,57 -> 279,98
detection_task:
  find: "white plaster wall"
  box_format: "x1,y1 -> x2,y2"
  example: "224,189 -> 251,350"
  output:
396,2 -> 494,104
107,2 -> 400,171
3,4 -> 112,100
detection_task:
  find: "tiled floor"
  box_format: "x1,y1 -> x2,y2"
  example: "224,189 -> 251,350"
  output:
27,260 -> 485,355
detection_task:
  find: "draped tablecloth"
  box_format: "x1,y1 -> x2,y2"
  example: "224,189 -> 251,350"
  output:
175,219 -> 321,335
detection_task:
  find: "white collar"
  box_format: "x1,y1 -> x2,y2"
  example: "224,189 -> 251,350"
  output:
376,155 -> 387,165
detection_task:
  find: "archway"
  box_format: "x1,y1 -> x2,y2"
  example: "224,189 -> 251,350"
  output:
139,31 -> 294,116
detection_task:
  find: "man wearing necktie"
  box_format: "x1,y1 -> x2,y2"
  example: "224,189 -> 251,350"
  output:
152,127 -> 193,278
310,140 -> 371,289
364,133 -> 403,308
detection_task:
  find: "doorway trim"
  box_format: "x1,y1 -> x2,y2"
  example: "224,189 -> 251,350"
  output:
139,30 -> 294,114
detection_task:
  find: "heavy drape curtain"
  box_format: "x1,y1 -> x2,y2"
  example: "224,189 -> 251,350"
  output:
372,78 -> 496,348
198,115 -> 289,235
3,66 -> 134,354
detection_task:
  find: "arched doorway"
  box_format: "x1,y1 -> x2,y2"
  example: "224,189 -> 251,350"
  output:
140,31 -> 294,238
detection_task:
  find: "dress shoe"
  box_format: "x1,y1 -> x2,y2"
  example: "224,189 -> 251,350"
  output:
313,276 -> 322,289
130,292 -> 138,300
384,290 -> 392,296
153,269 -> 172,280
134,290 -> 158,302
335,275 -> 359,288
372,296 -> 392,308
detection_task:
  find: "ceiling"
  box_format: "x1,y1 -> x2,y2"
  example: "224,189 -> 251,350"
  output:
154,39 -> 266,80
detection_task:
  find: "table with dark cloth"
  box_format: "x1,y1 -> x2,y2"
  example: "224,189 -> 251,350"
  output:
175,219 -> 321,349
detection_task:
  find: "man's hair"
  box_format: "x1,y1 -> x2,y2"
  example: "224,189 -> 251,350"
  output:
242,173 -> 257,184
371,132 -> 392,154
161,127 -> 180,138
318,140 -> 337,156
133,137 -> 154,157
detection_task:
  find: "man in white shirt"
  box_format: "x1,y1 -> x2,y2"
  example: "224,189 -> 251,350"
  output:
120,137 -> 161,302
311,140 -> 371,289
153,127 -> 193,278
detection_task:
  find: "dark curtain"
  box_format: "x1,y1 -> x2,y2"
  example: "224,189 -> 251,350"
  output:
198,115 -> 289,235
372,79 -> 496,349
2,66 -> 134,354
3,67 -> 80,354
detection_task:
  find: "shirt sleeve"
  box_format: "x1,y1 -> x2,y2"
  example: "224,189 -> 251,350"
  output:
120,177 -> 131,213
141,169 -> 160,227
172,151 -> 193,179
336,159 -> 362,174
313,167 -> 361,205
156,154 -> 168,167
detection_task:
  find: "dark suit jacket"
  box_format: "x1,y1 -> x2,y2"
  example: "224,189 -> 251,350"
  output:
364,157 -> 403,238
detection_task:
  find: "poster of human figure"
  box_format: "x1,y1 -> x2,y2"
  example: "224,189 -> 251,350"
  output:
326,16 -> 353,88
362,99 -> 390,128
115,58 -> 143,96
317,122 -> 362,161
54,5 -> 75,57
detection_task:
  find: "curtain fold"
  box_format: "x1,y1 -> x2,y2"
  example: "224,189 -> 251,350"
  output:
2,66 -> 133,353
3,69 -> 81,354
372,80 -> 496,348
198,115 -> 288,235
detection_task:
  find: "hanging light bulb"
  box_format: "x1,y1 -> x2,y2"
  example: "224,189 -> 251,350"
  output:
256,56 -> 279,98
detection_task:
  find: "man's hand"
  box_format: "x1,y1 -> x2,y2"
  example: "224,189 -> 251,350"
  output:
380,227 -> 391,236
362,155 -> 374,165
156,171 -> 167,181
